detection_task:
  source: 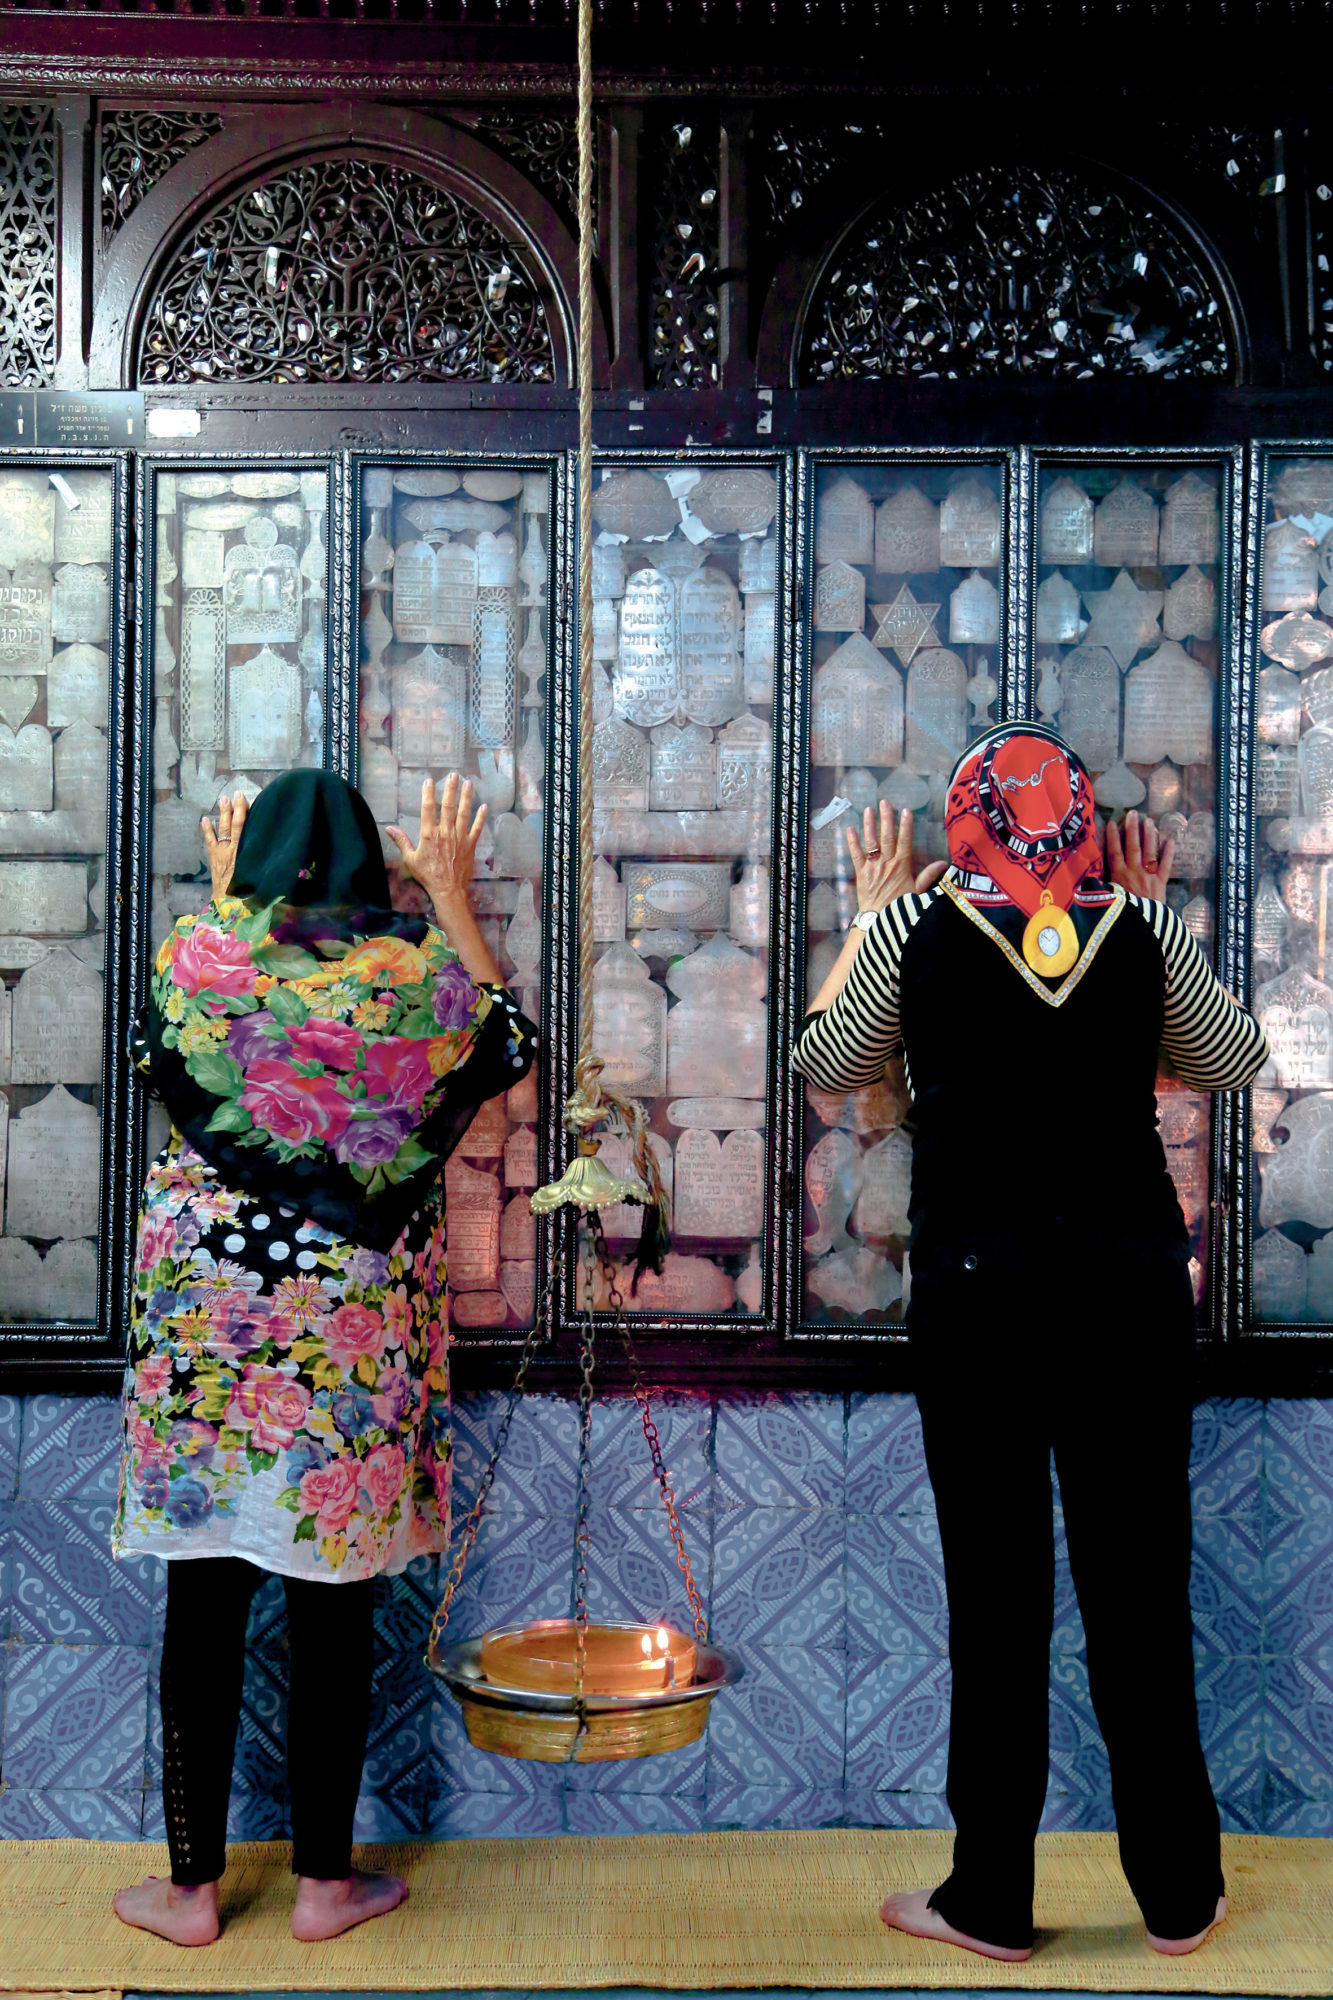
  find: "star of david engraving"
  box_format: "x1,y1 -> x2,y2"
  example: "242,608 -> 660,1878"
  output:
1081,568 -> 1164,670
870,584 -> 941,667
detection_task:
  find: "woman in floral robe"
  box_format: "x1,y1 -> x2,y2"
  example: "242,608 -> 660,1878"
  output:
113,771 -> 536,1948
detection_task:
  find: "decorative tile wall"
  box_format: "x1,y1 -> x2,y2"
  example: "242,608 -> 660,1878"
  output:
0,1389 -> 1330,1841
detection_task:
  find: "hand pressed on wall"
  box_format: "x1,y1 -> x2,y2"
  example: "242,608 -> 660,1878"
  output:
846,801 -> 948,910
1105,808 -> 1175,901
201,791 -> 248,900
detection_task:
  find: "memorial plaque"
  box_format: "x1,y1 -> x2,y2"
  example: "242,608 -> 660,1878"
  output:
1252,1227 -> 1308,1319
668,1097 -> 767,1130
593,597 -> 619,661
1058,644 -> 1120,772
228,648 -> 301,769
870,584 -> 941,666
904,649 -> 968,776
393,470 -> 460,498
491,810 -> 542,879
1094,760 -> 1146,810
807,1243 -> 901,1316
10,946 -> 102,1084
593,857 -> 627,942
460,1095 -> 507,1160
879,765 -> 931,812
52,472 -> 112,567
593,542 -> 626,600
1274,460 -> 1333,516
40,1237 -> 97,1320
649,722 -> 716,811
813,561 -> 866,634
7,1085 -> 100,1238
1121,642 -> 1213,767
401,497 -> 506,535
1161,809 -> 1215,880
0,861 -> 85,934
1035,571 -> 1082,645
1159,471 -> 1220,566
177,475 -> 230,500
804,1129 -> 862,1258
476,530 -> 518,592
47,644 -> 107,729
442,1156 -> 501,1289
504,880 -> 540,982
51,563 -> 109,647
1253,876 -> 1290,962
1308,666 -> 1333,733
851,1128 -> 913,1240
1257,665 -> 1303,745
391,645 -> 466,768
504,1129 -> 539,1193
1262,611 -> 1333,672
1164,566 -> 1218,644
0,678 -> 37,730
876,484 -> 940,574
690,469 -> 778,537
1083,569 -> 1163,669
450,1289 -> 506,1327
740,538 -> 777,595
615,567 -> 679,726
181,527 -> 225,591
1283,857 -> 1321,923
674,1127 -> 764,1239
679,567 -> 746,726
0,472 -> 54,568
152,797 -> 206,878
731,858 -> 770,948
0,1234 -> 43,1317
592,942 -> 666,1094
948,569 -> 1001,645
939,475 -> 1002,567
1259,1090 -> 1333,1229
595,1249 -> 736,1315
1094,477 -> 1159,566
597,1129 -> 672,1244
1301,724 -> 1333,817
623,862 -> 731,931
1039,476 -> 1095,564
179,590 -> 226,751
1253,1085 -> 1288,1153
1147,761 -> 1182,815
815,474 -> 874,566
359,742 -> 398,824
1256,744 -> 1301,817
1256,966 -> 1333,1088
464,470 -> 523,503
0,563 -> 51,676
469,587 -> 516,750
232,472 -> 301,500
716,713 -> 773,812
744,592 -> 775,678
811,634 -> 904,767
590,471 -> 679,541
1156,1087 -> 1209,1149
1265,520 -> 1319,612
0,723 -> 52,811
393,540 -> 477,646
222,533 -> 300,647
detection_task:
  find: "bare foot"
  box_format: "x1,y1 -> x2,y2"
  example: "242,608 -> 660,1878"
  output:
880,1887 -> 1033,1962
1148,1893 -> 1228,1955
291,1868 -> 409,1941
112,1875 -> 220,1947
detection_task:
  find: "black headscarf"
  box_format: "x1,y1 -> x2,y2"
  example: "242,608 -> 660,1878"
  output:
228,770 -> 428,946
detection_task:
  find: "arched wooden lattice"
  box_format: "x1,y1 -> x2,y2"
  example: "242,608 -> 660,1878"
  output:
137,153 -> 554,386
801,162 -> 1234,383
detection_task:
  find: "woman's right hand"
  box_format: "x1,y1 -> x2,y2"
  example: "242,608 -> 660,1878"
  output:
201,792 -> 247,899
845,802 -> 947,912
386,773 -> 487,919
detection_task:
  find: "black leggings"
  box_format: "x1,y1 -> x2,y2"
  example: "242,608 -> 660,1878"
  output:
159,1556 -> 375,1885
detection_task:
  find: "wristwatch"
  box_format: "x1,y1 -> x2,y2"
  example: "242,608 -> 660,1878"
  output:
850,909 -> 879,932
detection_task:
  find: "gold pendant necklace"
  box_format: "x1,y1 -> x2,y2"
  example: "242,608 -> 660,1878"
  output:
1021,888 -> 1078,976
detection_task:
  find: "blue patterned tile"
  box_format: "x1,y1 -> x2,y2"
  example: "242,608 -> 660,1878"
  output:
355,1781 -> 425,1842
587,1392 -> 711,1513
1264,1794 -> 1333,1835
1047,1656 -> 1110,1799
1264,1654 -> 1333,1801
584,1497 -> 712,1633
703,1785 -> 845,1831
359,1646 -> 430,1838
715,1394 -> 844,1510
1196,1649 -> 1265,1805
0,1497 -> 12,1642
9,1499 -> 162,1645
839,1787 -> 953,1829
1264,1502 -> 1333,1658
1039,1791 -> 1115,1833
846,1395 -> 935,1516
1189,1514 -> 1265,1655
227,1783 -> 288,1841
0,1392 -> 21,1496
140,1789 -> 166,1840
17,1394 -> 122,1501
565,1792 -> 705,1836
845,1654 -> 948,1793
712,1508 -> 843,1650
374,1555 -> 440,1654
1217,1796 -> 1266,1834
425,1785 -> 564,1839
705,1644 -> 845,1790
429,1680 -> 566,1798
1188,1399 -> 1265,1516
449,1391 -> 578,1517
1267,1399 -> 1333,1525
0,1787 -> 143,1839
446,1509 -> 575,1641
2,1643 -> 148,1789
846,1511 -> 946,1659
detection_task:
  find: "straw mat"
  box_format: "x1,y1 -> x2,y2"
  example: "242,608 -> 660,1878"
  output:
0,1831 -> 1328,1995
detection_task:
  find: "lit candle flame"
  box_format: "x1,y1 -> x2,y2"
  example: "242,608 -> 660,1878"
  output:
656,1627 -> 670,1651
640,1632 -> 652,1656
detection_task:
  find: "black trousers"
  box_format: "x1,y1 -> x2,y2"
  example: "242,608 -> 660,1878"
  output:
159,1555 -> 375,1885
907,1232 -> 1224,1950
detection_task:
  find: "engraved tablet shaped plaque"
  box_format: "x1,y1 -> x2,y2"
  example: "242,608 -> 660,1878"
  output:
680,567 -> 745,727
1161,809 -> 1215,880
1265,520 -> 1319,613
904,648 -> 968,776
53,721 -> 107,822
1308,667 -> 1333,733
1094,760 -> 1146,810
504,1129 -> 539,1194
804,1130 -> 862,1258
650,722 -> 716,811
1164,566 -> 1219,643
52,473 -> 112,568
393,540 -> 477,646
51,564 -> 109,647
1121,642 -> 1213,767
592,942 -> 666,1095
1274,459 -> 1333,516
0,563 -> 52,675
716,713 -> 773,812
674,1127 -> 764,1239
1259,1091 -> 1333,1228
476,531 -> 518,592
442,1156 -> 500,1291
740,538 -> 777,595
807,1244 -> 901,1316
1253,877 -> 1290,963
593,597 -> 619,662
0,677 -> 38,730
1300,725 -> 1333,817
10,946 -> 102,1084
182,525 -> 226,591
871,584 -> 941,666
469,588 -> 516,750
615,567 -> 679,726
40,1238 -> 97,1322
228,648 -> 301,770
1039,477 -> 1095,565
668,1097 -> 767,1130
690,468 -> 778,537
597,1249 -> 736,1315
939,475 -> 1002,567
813,562 -> 866,634
1258,666 -> 1303,745
589,469 -> 679,540
1252,1226 -> 1308,1319
179,590 -> 225,752
876,484 -> 940,575
851,1128 -> 913,1241
1083,569 -> 1163,669
592,542 -> 626,600
222,530 -> 300,647
1256,744 -> 1300,817
1262,611 -> 1333,670
593,857 -> 627,941
1035,571 -> 1082,645
401,497 -> 506,536
392,646 -> 466,768
1159,471 -> 1220,566
1257,966 -> 1333,1088
459,1095 -> 507,1159
0,724 -> 52,811
359,743 -> 397,824
1094,477 -> 1159,567
0,472 -> 54,571
744,593 -> 775,690
815,474 -> 874,566
47,644 -> 108,729
623,861 -> 731,930
665,934 -> 767,1099
593,714 -> 650,810
949,570 -> 1001,645
1058,644 -> 1120,772
7,1085 -> 100,1238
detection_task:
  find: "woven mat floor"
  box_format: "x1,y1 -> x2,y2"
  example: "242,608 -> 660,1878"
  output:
0,1831 -> 1329,1995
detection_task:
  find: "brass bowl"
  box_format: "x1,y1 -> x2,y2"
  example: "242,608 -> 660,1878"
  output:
430,1619 -> 743,1764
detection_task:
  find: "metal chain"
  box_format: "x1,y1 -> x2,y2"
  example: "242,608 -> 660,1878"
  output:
591,1215 -> 709,1643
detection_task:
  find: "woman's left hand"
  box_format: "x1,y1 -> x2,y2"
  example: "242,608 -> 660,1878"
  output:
201,792 -> 247,899
1105,808 -> 1175,900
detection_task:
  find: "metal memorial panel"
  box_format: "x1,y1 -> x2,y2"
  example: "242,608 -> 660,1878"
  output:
800,457 -> 1005,1330
357,459 -> 552,1336
1036,458 -> 1228,1322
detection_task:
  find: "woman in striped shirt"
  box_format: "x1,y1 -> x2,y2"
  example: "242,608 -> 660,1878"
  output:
794,722 -> 1266,1964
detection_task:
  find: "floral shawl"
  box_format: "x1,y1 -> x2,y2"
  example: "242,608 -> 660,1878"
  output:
142,894 -> 506,1250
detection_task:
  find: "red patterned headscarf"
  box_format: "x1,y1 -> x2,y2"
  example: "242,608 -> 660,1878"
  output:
944,723 -> 1102,920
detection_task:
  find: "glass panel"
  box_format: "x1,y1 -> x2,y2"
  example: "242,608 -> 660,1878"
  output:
1036,459 -> 1223,1315
1251,454 -> 1333,1324
801,459 -> 1004,1328
0,464 -> 114,1322
356,462 -> 548,1335
587,460 -> 778,1317
146,464 -> 330,1169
